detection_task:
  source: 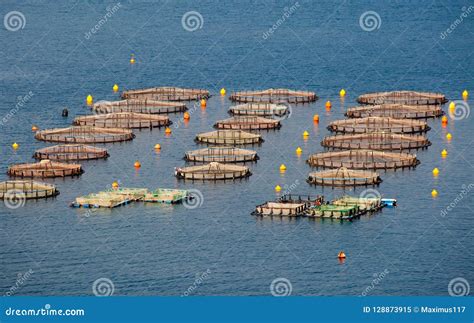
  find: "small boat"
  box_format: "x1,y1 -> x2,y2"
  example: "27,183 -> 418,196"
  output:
143,189 -> 188,203
381,198 -> 397,207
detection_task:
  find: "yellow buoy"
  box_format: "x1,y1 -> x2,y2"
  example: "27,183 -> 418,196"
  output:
154,143 -> 161,150
86,94 -> 93,106
275,185 -> 281,192
441,115 -> 448,124
165,127 -> 172,135
130,54 -> 135,64
441,149 -> 448,158
112,181 -> 119,189
279,164 -> 286,171
431,189 -> 438,197
446,133 -> 452,140
338,251 -> 346,259
449,102 -> 455,113
432,168 -> 439,176
12,142 -> 19,150
303,130 -> 309,137
134,161 -> 141,168
113,84 -> 119,93
200,99 -> 207,108
183,112 -> 190,120
296,147 -> 302,154
31,125 -> 38,132
462,89 -> 468,100
220,88 -> 226,96
339,89 -> 346,97
313,114 -> 319,122
325,101 -> 331,109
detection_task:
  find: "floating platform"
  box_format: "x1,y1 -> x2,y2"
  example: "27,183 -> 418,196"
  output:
307,149 -> 419,170
321,133 -> 431,151
175,162 -> 251,180
72,192 -> 133,208
345,104 -> 444,119
307,167 -> 382,187
230,88 -> 317,104
121,87 -> 210,101
106,187 -> 148,200
214,116 -> 281,130
92,99 -> 187,114
327,117 -> 430,134
228,103 -> 289,117
195,130 -> 263,145
33,144 -> 109,161
0,180 -> 59,200
332,196 -> 383,211
143,189 -> 188,203
357,91 -> 447,105
73,112 -> 170,129
8,160 -> 83,178
35,126 -> 135,143
253,202 -> 308,217
305,204 -> 362,220
185,147 -> 258,163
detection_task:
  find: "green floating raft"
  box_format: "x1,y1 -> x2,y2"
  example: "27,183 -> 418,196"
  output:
142,189 -> 188,204
306,204 -> 361,220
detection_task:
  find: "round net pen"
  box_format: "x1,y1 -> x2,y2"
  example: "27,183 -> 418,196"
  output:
229,88 -> 317,104
228,103 -> 289,117
33,144 -> 109,161
175,162 -> 251,180
327,117 -> 430,134
73,112 -> 170,129
345,104 -> 444,119
0,180 -> 59,200
307,149 -> 420,170
121,87 -> 210,101
321,133 -> 431,151
185,147 -> 258,163
214,116 -> 281,130
196,130 -> 263,145
307,167 -> 382,187
35,126 -> 135,143
8,160 -> 83,178
357,91 -> 447,105
92,99 -> 187,114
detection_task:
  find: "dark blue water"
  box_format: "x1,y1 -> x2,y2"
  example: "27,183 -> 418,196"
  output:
1,0 -> 473,296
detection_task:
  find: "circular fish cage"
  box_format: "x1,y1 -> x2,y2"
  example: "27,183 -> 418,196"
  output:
307,149 -> 420,170
35,126 -> 135,143
228,103 -> 289,117
33,144 -> 109,161
345,104 -> 444,119
327,117 -> 430,134
307,167 -> 382,187
185,147 -> 258,163
92,99 -> 187,114
8,160 -> 83,178
357,91 -> 447,105
175,162 -> 251,180
321,133 -> 431,151
73,112 -> 170,129
121,87 -> 210,101
214,116 -> 281,130
0,180 -> 59,200
229,88 -> 317,104
195,130 -> 263,145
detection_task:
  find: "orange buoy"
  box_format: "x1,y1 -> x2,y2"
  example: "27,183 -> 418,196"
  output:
154,143 -> 161,150
441,115 -> 448,124
325,101 -> 331,109
31,125 -> 38,132
134,161 -> 141,168
183,112 -> 190,120
338,251 -> 346,259
200,99 -> 207,108
313,114 -> 319,122
112,181 -> 119,189
165,127 -> 172,135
